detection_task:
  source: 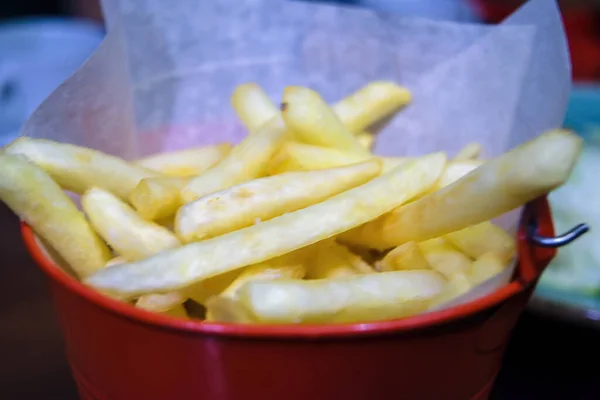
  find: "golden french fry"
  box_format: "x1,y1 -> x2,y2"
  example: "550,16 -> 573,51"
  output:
469,252 -> 506,286
129,176 -> 189,221
105,256 -> 126,267
267,142 -> 371,174
430,160 -> 484,192
306,241 -> 362,279
231,83 -> 280,133
281,86 -> 369,156
5,137 -> 157,200
332,81 -> 412,134
0,154 -> 110,277
454,142 -> 482,160
136,292 -> 186,313
356,131 -> 375,150
135,144 -> 232,177
376,241 -> 431,272
85,152 -> 447,298
236,270 -> 445,324
419,238 -> 471,279
82,187 -> 181,261
345,129 -> 583,250
176,160 -> 381,242
181,116 -> 288,202
432,272 -> 472,307
184,269 -> 242,305
204,296 -> 254,323
444,222 -> 516,263
221,260 -> 306,300
161,304 -> 189,318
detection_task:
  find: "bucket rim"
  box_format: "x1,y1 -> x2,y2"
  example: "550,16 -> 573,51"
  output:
21,198 -> 551,339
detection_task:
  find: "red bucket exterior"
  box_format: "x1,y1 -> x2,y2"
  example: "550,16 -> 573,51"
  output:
23,197 -> 556,400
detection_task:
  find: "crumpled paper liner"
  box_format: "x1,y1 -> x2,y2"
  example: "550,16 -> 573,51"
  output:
20,0 -> 570,312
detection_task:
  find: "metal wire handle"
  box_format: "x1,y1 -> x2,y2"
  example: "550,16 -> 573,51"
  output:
527,218 -> 590,248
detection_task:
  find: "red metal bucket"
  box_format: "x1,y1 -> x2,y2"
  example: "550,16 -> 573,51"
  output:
23,197 -> 562,400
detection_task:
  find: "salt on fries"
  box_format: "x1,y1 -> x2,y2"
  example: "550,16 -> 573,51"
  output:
0,81 -> 582,325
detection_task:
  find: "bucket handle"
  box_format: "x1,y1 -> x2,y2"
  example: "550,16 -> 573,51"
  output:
526,219 -> 589,248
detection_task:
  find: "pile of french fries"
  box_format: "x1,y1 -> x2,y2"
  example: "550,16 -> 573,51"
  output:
0,81 -> 582,324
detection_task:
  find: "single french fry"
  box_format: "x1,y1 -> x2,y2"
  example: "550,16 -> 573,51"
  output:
469,252 -> 506,286
231,83 -> 280,133
267,142 -> 371,174
136,292 -> 186,313
454,142 -> 482,160
282,86 -> 369,156
419,238 -> 471,279
306,241 -> 362,279
105,256 -> 126,267
236,270 -> 446,324
356,131 -> 375,150
82,187 -> 181,261
344,129 -> 583,250
204,296 -> 254,323
181,116 -> 288,202
129,176 -> 189,221
85,152 -> 447,298
135,144 -> 232,177
221,260 -> 306,299
5,137 -> 157,200
444,222 -> 516,263
0,154 -> 111,277
376,241 -> 431,272
176,160 -> 381,242
430,160 -> 484,192
161,304 -> 189,318
432,272 -> 472,307
332,81 -> 412,134
331,242 -> 376,274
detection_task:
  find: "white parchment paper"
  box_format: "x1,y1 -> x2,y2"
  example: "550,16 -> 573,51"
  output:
20,0 -> 571,309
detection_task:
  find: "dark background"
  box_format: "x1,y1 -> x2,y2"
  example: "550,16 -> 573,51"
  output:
1,1 -> 600,399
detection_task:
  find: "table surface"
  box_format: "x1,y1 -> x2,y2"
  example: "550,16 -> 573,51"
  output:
0,203 -> 599,400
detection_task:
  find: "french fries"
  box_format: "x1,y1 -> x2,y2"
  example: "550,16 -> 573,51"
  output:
333,81 -> 412,134
231,83 -> 280,133
129,176 -> 188,221
85,152 -> 447,298
376,241 -> 430,272
181,116 -> 288,202
268,142 -> 371,174
453,142 -> 482,161
135,144 -> 232,177
282,86 -> 369,156
234,270 -> 446,324
344,129 -> 582,250
82,187 -> 180,261
356,131 -> 375,150
5,137 -> 157,200
444,221 -> 516,263
0,154 -> 110,277
419,238 -> 471,279
469,252 -> 506,286
176,160 -> 381,242
4,81 -> 583,326
306,241 -> 362,279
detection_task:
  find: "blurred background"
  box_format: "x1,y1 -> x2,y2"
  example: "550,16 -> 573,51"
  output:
1,0 -> 599,399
